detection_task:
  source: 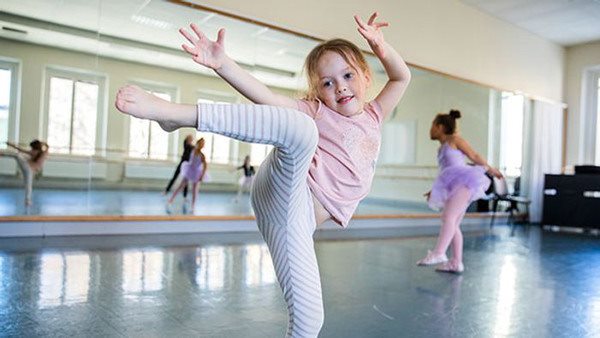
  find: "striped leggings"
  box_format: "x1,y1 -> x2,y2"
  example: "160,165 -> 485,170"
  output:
0,152 -> 33,204
197,103 -> 324,337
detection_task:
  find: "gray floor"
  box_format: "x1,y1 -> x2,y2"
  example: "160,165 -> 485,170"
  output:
0,188 -> 434,217
0,225 -> 598,337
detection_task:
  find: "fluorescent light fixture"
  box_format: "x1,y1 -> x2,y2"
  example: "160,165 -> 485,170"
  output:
131,15 -> 173,30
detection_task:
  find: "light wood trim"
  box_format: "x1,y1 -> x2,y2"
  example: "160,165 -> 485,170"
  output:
167,0 -> 324,42
375,175 -> 434,181
0,215 -> 254,223
0,212 -> 507,223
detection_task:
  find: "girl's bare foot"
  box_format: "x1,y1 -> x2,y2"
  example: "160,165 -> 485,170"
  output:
115,85 -> 192,132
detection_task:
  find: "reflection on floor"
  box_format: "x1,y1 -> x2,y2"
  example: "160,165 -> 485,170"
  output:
0,226 -> 598,337
0,188 -> 434,217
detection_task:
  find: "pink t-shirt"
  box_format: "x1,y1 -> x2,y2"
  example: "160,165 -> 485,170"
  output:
296,99 -> 384,227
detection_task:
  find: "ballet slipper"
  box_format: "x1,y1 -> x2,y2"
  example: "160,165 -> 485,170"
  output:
417,250 -> 448,266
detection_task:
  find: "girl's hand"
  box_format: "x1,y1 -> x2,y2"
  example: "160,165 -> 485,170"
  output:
423,191 -> 431,201
354,12 -> 389,59
488,167 -> 503,179
179,24 -> 227,70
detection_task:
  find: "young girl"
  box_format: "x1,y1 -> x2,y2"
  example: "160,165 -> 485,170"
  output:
1,140 -> 49,206
418,110 -> 502,273
164,134 -> 195,198
232,155 -> 255,203
167,138 -> 207,213
115,12 -> 410,337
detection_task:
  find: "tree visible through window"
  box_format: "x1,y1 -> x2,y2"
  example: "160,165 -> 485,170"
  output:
0,68 -> 11,149
250,143 -> 273,166
128,91 -> 171,160
196,98 -> 232,164
47,76 -> 99,155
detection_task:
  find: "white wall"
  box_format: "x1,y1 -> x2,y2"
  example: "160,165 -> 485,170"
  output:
565,41 -> 600,166
196,0 -> 565,102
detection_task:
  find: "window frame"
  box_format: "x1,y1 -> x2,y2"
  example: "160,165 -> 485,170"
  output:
0,57 -> 22,149
196,90 -> 238,165
43,66 -> 107,157
498,91 -> 525,178
126,80 -> 179,161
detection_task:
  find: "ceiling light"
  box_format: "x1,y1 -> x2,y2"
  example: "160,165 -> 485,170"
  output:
131,15 -> 173,30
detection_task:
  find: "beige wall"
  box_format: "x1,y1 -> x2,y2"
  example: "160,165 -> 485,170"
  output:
0,37 -> 293,161
565,41 -> 600,165
197,0 -> 564,102
2,35 -> 496,202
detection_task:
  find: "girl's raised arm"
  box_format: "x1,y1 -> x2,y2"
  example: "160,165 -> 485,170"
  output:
180,24 -> 297,109
354,13 -> 411,117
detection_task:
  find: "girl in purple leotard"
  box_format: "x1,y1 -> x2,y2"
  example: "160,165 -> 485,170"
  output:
418,109 -> 502,273
168,138 -> 207,212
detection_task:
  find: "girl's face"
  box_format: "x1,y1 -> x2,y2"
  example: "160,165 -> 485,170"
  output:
315,51 -> 370,117
429,121 -> 444,140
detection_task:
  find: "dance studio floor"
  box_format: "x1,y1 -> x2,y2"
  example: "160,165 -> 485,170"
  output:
0,226 -> 598,337
0,188 -> 434,217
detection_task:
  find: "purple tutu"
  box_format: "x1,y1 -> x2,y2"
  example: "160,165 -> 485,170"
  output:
238,175 -> 254,187
428,143 -> 491,210
181,153 -> 206,182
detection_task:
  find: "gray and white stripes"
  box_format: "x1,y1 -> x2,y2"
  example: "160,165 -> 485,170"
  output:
197,103 -> 323,337
0,152 -> 33,204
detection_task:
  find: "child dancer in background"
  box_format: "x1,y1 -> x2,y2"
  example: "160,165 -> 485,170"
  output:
167,138 -> 207,213
232,155 -> 255,203
164,134 -> 194,198
1,140 -> 49,206
115,12 -> 410,337
418,109 -> 502,273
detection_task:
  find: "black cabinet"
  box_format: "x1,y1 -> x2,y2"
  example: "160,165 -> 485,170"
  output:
543,174 -> 600,229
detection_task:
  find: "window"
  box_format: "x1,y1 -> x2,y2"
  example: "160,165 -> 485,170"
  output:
0,67 -> 11,148
499,92 -> 525,177
597,77 -> 600,161
0,59 -> 20,150
249,143 -> 273,166
45,68 -> 104,156
196,95 -> 237,164
128,88 -> 173,160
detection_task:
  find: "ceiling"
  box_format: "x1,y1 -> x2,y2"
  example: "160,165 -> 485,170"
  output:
460,0 -> 600,46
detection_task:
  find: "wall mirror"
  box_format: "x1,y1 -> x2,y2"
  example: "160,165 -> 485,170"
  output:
0,0 -> 522,218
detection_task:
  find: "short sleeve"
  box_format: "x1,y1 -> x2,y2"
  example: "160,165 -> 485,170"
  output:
366,100 -> 385,125
295,99 -> 322,119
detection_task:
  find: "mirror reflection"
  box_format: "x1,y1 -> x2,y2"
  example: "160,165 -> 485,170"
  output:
0,0 -> 524,217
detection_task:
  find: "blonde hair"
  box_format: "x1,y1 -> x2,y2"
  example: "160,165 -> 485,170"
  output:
303,39 -> 371,101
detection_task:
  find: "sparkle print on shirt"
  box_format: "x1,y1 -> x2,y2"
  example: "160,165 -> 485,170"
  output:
342,125 -> 381,174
